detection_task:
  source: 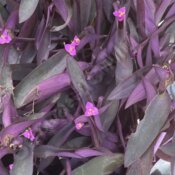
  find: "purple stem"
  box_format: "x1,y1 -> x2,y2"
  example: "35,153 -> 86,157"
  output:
116,116 -> 126,149
88,117 -> 100,148
66,159 -> 72,175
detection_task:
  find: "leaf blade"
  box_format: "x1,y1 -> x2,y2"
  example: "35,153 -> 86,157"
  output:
19,0 -> 39,23
72,154 -> 124,175
125,92 -> 171,167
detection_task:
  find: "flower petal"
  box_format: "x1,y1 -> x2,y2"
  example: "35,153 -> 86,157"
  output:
64,44 -> 76,56
75,122 -> 84,130
72,35 -> 80,46
86,102 -> 94,109
92,107 -> 99,116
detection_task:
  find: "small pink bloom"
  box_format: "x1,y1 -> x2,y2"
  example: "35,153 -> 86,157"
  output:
0,29 -> 12,44
113,7 -> 126,22
64,43 -> 76,56
75,122 -> 84,130
9,164 -> 13,170
72,35 -> 80,46
85,102 -> 99,117
22,128 -> 35,141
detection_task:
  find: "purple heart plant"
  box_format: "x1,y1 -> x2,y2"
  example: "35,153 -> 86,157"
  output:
0,0 -> 175,175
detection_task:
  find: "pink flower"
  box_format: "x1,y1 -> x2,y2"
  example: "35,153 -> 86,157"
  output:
113,7 -> 126,22
0,29 -> 12,44
9,164 -> 13,171
22,128 -> 35,141
64,43 -> 76,56
72,35 -> 80,46
85,102 -> 99,117
75,122 -> 84,130
64,35 -> 80,56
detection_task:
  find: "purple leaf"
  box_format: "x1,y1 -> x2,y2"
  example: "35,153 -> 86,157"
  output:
5,10 -> 18,29
165,3 -> 175,19
115,38 -> 133,82
150,34 -> 160,58
0,119 -> 40,145
2,93 -> 17,127
20,44 -> 36,63
78,0 -> 96,31
37,29 -> 51,64
19,0 -> 39,23
39,124 -> 74,171
14,50 -> 67,108
72,154 -> 124,175
142,78 -> 156,105
136,0 -> 146,37
11,143 -> 34,175
144,0 -> 156,34
125,92 -> 171,167
102,0 -> 113,22
51,0 -> 72,32
53,0 -> 68,22
35,16 -> 45,50
126,145 -> 153,175
100,101 -> 119,131
155,0 -> 172,26
108,72 -> 139,100
36,73 -> 70,101
75,148 -> 104,157
154,132 -> 166,155
67,56 -> 90,105
125,68 -> 158,108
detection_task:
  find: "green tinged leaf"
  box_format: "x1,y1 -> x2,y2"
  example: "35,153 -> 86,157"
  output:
72,154 -> 124,175
125,92 -> 171,167
39,124 -> 74,171
14,50 -> 67,108
101,100 -> 119,131
115,38 -> 133,82
126,145 -> 153,175
0,2 -> 8,21
10,144 -> 34,175
0,65 -> 13,94
67,57 -> 89,105
78,0 -> 95,31
19,0 -> 39,23
0,0 -> 6,6
51,0 -> 72,32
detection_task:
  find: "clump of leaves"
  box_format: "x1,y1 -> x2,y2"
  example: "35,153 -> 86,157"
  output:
0,0 -> 175,175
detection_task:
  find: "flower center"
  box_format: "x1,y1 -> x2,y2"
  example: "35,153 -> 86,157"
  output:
88,108 -> 94,114
1,34 -> 5,39
75,38 -> 80,42
69,46 -> 74,52
118,11 -> 125,17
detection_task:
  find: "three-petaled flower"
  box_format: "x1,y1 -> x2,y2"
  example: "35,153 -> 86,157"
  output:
113,7 -> 126,22
85,102 -> 99,117
72,35 -> 80,46
75,122 -> 84,130
0,29 -> 12,44
64,35 -> 80,56
74,102 -> 99,130
64,44 -> 76,56
22,128 -> 35,141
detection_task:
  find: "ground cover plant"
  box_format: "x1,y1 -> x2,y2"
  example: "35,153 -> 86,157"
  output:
0,0 -> 175,174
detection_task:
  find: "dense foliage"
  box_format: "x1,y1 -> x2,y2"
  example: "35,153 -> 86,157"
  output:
0,0 -> 175,174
